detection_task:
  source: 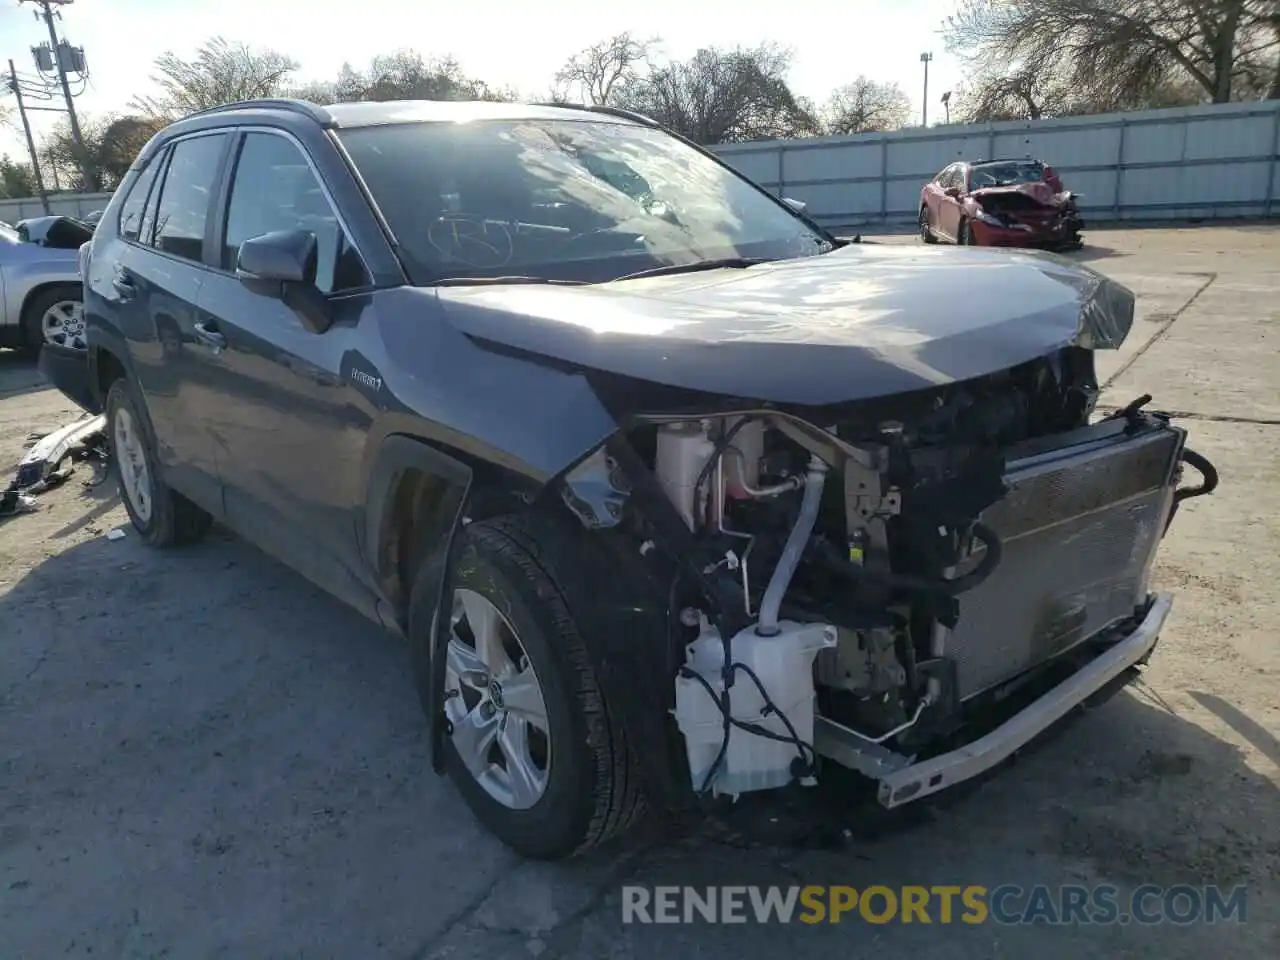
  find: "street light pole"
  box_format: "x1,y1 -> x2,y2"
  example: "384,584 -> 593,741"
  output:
920,52 -> 933,126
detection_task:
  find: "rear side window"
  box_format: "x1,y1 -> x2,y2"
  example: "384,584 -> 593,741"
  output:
138,148 -> 171,246
221,132 -> 369,293
150,133 -> 228,263
117,158 -> 162,242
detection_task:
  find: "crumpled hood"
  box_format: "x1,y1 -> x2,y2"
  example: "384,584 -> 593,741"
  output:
971,181 -> 1065,207
432,243 -> 1134,406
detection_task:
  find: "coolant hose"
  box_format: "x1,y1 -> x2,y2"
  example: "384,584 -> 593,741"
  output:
756,455 -> 828,636
820,521 -> 1003,598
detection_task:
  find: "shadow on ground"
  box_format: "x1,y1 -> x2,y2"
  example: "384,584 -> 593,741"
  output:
1,531 -> 1277,957
0,350 -> 47,401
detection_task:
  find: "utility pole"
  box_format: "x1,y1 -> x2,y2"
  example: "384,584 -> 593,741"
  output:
21,0 -> 95,188
7,58 -> 51,214
941,90 -> 952,125
920,52 -> 933,127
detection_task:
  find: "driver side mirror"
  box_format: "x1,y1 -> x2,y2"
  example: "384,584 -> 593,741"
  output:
781,197 -> 808,215
944,186 -> 963,199
237,229 -> 333,334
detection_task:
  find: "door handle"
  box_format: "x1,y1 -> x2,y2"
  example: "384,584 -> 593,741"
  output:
193,320 -> 227,351
111,273 -> 137,301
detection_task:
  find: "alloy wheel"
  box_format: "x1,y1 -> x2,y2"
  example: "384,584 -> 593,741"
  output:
41,299 -> 87,351
445,588 -> 551,810
112,406 -> 153,523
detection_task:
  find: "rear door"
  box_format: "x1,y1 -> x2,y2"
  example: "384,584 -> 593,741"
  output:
193,128 -> 377,607
104,131 -> 234,514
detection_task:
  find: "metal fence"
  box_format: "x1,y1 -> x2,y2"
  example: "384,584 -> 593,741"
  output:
0,191 -> 112,224
711,100 -> 1280,229
3,101 -> 1278,230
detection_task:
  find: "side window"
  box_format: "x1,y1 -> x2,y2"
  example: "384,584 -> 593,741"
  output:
940,165 -> 959,189
935,165 -> 953,185
151,133 -> 228,263
138,147 -> 171,247
118,155 -> 162,242
222,132 -> 369,294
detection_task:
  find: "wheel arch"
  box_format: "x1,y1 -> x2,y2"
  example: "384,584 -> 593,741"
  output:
362,432 -> 562,633
87,327 -> 139,412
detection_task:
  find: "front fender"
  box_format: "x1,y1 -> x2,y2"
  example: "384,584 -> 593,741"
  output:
361,433 -> 473,618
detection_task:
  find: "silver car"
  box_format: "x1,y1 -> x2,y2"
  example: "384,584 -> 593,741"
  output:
0,217 -> 89,353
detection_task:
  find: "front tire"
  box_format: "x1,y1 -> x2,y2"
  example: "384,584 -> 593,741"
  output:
409,513 -> 645,860
105,377 -> 212,547
21,284 -> 85,354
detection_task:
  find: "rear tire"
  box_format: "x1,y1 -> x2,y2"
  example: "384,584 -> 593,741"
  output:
104,377 -> 212,547
408,513 -> 646,860
919,207 -> 937,244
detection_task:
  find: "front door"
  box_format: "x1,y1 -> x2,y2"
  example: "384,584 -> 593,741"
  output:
192,129 -> 379,610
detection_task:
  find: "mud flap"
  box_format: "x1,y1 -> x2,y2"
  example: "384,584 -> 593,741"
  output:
37,344 -> 99,414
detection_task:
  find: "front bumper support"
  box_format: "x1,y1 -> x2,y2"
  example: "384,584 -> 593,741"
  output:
814,592 -> 1172,807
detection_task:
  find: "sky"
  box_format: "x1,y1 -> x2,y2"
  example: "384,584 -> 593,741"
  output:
0,0 -> 963,164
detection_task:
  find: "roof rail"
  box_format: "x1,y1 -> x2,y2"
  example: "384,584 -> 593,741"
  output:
529,101 -> 660,128
184,98 -> 334,126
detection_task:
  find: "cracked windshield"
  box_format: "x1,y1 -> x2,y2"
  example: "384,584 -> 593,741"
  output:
339,118 -> 828,282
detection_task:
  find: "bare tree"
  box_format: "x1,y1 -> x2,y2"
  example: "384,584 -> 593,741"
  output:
132,37 -> 299,119
294,51 -> 511,104
0,154 -> 38,198
616,44 -> 819,143
944,0 -> 1279,109
39,116 -> 106,192
953,62 -> 1081,120
96,116 -> 167,183
552,33 -> 657,105
822,77 -> 911,134
36,113 -> 166,193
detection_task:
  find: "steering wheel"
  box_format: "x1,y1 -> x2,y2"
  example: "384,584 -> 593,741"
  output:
427,214 -> 515,270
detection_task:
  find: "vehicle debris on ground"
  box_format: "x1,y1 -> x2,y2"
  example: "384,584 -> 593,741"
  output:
0,412 -> 108,519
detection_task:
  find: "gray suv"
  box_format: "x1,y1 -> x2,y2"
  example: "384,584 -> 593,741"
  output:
40,98 -> 1216,860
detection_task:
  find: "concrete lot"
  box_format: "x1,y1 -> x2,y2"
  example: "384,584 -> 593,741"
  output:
2,225 -> 1278,958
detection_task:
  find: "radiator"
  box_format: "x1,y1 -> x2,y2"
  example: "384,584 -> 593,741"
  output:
946,421 -> 1184,700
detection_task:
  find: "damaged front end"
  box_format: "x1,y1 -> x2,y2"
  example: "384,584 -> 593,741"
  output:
971,187 -> 1084,248
559,348 -> 1217,811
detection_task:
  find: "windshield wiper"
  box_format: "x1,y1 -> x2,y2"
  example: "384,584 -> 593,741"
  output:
429,275 -> 588,287
611,257 -> 775,283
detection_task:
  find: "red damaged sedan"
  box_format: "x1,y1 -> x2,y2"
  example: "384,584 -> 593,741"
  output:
919,158 -> 1084,249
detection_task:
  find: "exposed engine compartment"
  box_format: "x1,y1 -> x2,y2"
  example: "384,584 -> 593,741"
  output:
971,188 -> 1084,242
614,346 -> 1206,800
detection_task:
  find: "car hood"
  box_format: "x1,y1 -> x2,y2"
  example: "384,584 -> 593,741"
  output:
431,243 -> 1134,406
